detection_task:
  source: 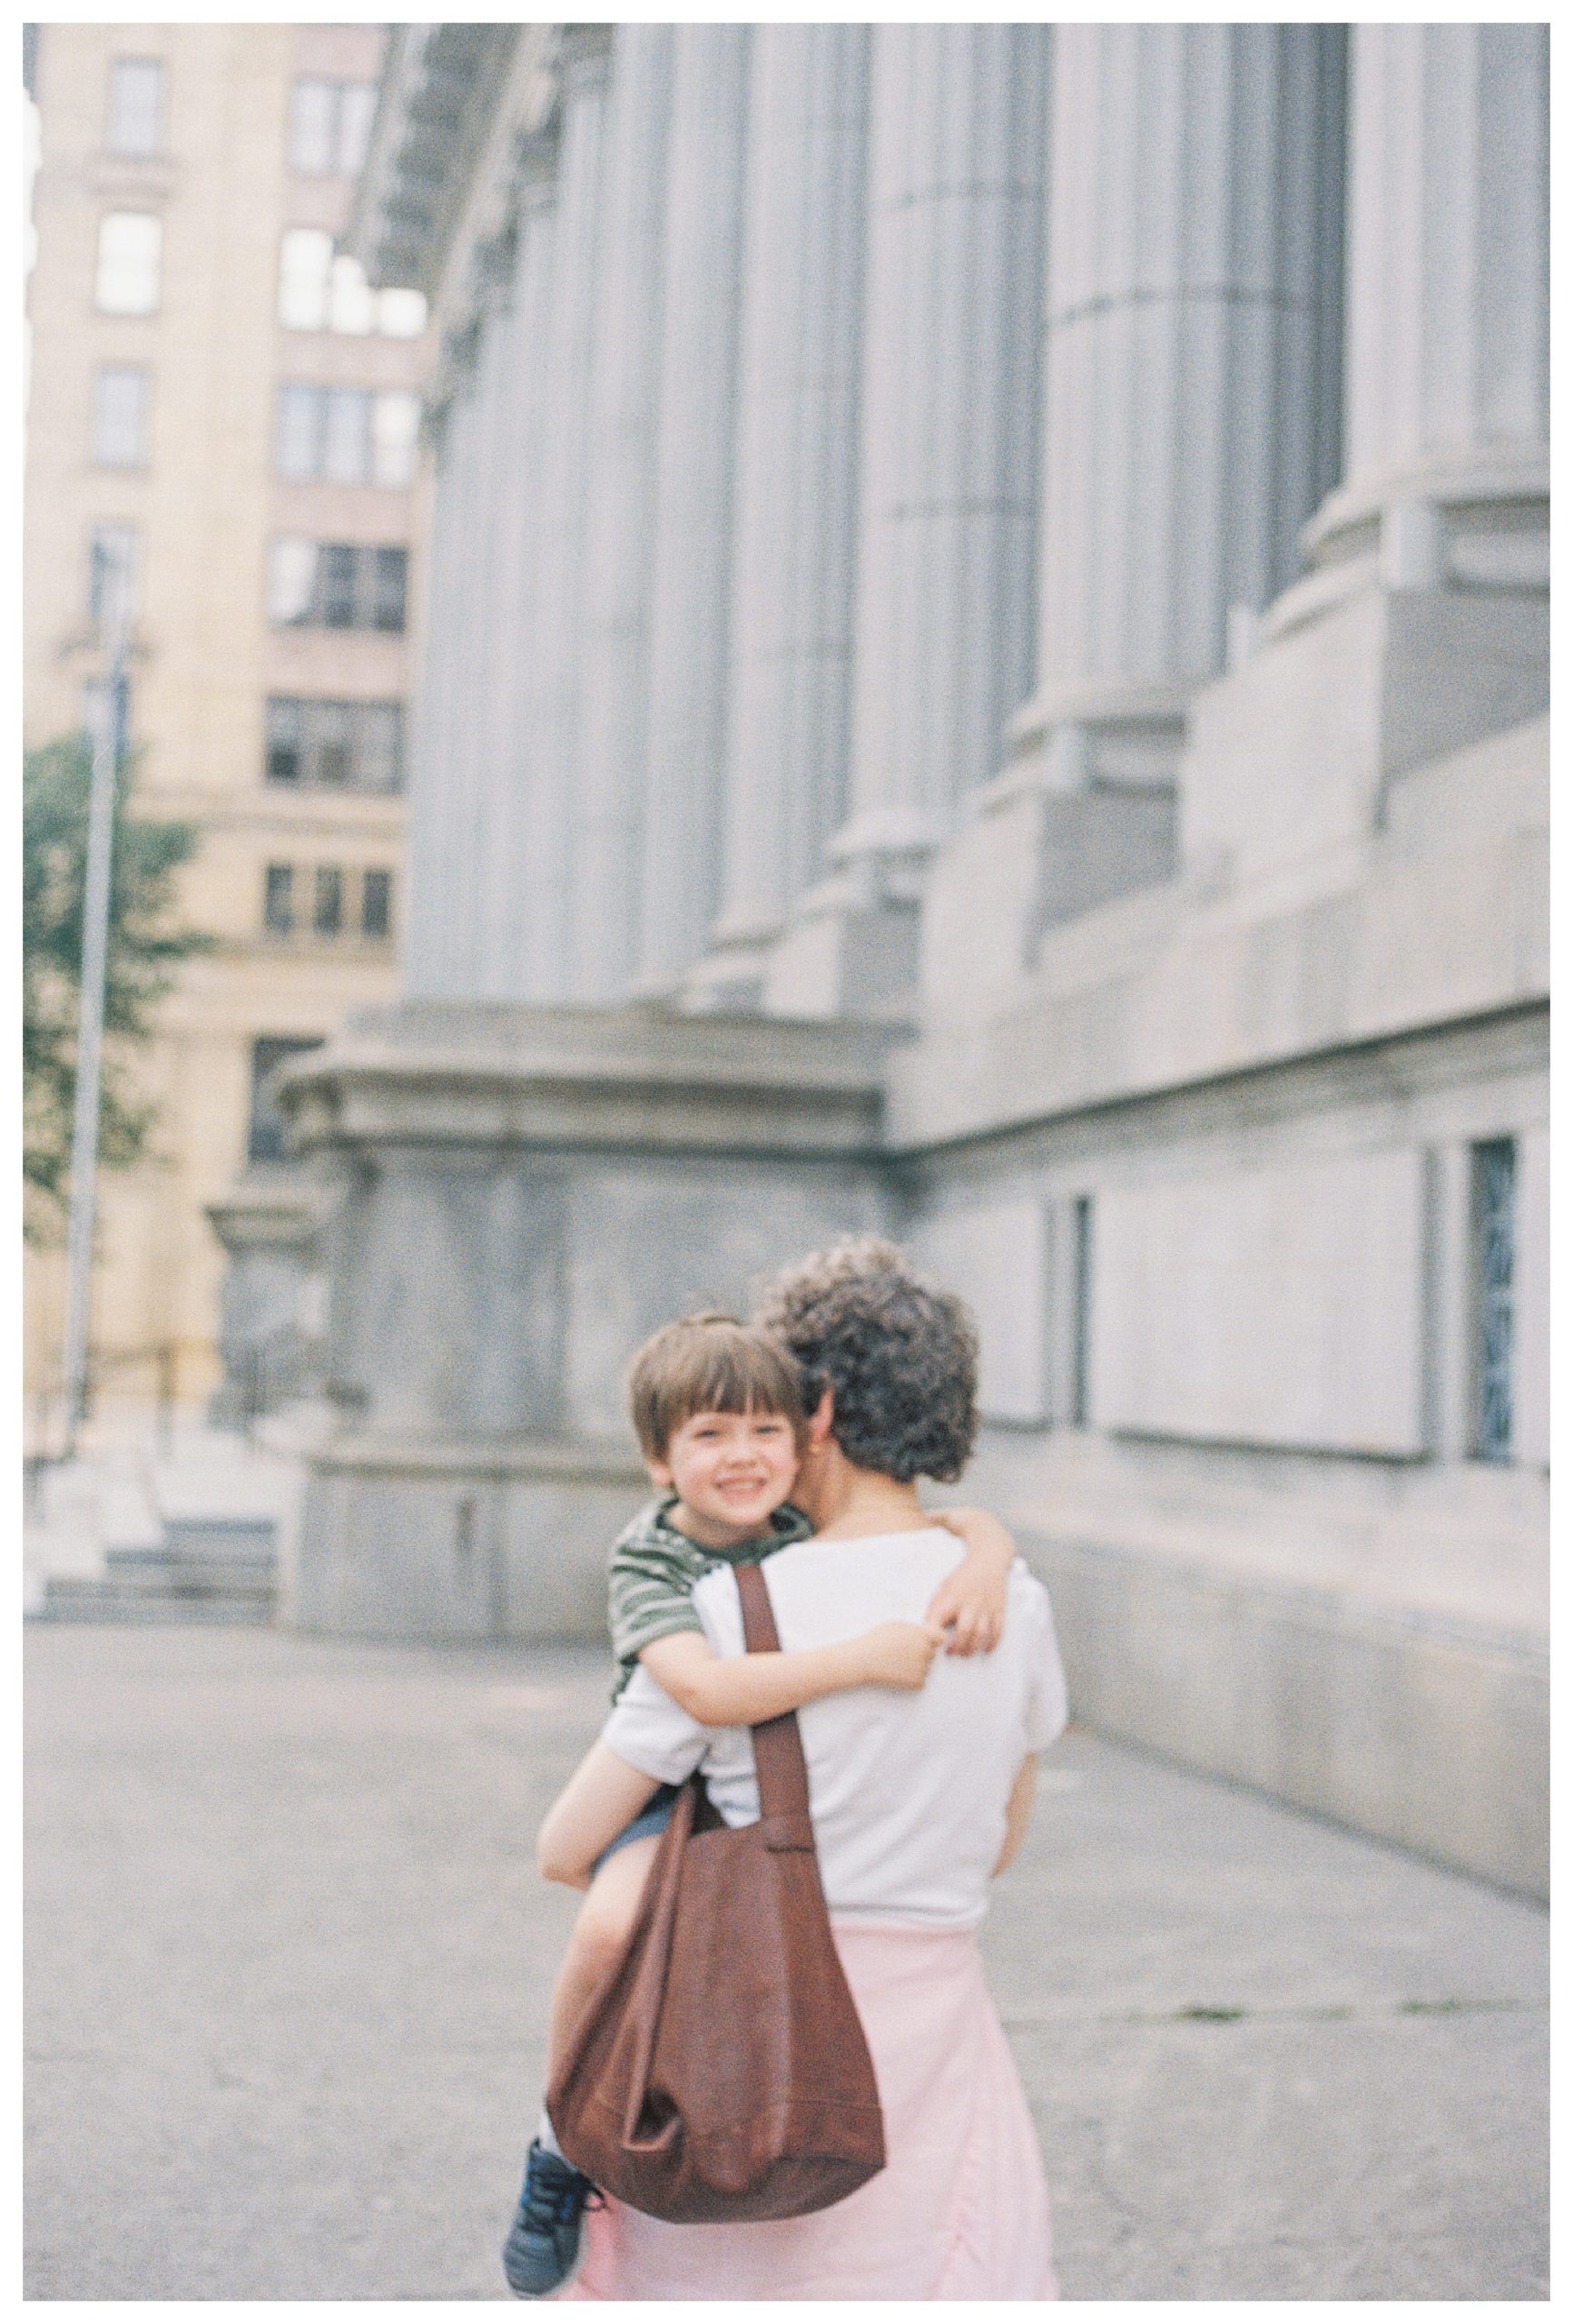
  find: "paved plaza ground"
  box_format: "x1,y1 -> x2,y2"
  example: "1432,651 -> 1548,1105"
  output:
25,1621 -> 1548,2301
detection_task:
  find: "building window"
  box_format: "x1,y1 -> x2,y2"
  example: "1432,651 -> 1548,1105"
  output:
361,868 -> 393,940
371,546 -> 408,630
1070,1196 -> 1093,1427
92,364 -> 149,467
262,864 -> 295,937
313,866 -> 344,938
264,697 -> 404,793
1470,1138 -> 1516,1462
95,211 -> 162,315
370,390 -> 419,484
87,524 -> 139,637
289,77 -> 378,177
248,1036 -> 324,1163
278,228 -> 427,339
275,386 -> 420,487
268,538 -> 408,631
107,57 -> 165,158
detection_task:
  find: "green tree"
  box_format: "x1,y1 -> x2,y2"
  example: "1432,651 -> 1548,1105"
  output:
23,735 -> 211,1245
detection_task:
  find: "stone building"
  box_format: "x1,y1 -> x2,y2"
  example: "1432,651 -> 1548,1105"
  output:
23,24 -> 427,1424
260,25 -> 1547,1894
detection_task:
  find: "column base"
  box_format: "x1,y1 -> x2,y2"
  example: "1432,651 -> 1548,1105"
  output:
678,924 -> 777,1014
205,1168 -> 332,1427
762,871 -> 922,1024
1183,558 -> 1549,890
919,765 -> 1179,1023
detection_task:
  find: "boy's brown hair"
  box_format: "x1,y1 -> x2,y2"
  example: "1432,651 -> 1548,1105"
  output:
627,1311 -> 807,1462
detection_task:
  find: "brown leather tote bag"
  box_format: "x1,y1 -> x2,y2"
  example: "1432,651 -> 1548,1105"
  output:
546,1561 -> 887,2223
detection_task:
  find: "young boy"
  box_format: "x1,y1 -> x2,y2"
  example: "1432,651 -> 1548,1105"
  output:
502,1311 -> 1016,2298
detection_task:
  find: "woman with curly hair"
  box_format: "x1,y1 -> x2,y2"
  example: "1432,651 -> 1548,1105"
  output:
543,1236 -> 1067,2300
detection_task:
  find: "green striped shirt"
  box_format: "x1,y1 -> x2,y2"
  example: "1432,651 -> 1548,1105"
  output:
607,1493 -> 815,1701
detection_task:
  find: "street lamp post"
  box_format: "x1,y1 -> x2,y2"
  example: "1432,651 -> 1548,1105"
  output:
60,544 -> 132,1461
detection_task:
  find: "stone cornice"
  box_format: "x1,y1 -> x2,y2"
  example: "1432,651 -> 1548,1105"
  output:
277,1000 -> 898,1164
349,23 -> 568,350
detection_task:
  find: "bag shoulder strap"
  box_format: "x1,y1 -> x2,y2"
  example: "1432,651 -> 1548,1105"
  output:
734,1561 -> 817,1856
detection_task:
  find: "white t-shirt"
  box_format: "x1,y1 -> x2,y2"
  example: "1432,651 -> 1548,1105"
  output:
602,1530 -> 1068,1931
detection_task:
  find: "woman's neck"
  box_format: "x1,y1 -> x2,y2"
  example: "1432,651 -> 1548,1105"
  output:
803,1452 -> 939,1541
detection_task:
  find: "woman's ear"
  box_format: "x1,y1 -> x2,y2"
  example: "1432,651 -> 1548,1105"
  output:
806,1386 -> 835,1446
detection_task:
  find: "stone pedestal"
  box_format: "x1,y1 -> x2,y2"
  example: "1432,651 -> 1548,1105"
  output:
767,25 -> 1048,1019
278,1001 -> 896,1639
685,26 -> 870,1010
206,1170 -> 332,1425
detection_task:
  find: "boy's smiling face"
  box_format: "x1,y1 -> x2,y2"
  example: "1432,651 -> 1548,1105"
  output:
648,1404 -> 801,1549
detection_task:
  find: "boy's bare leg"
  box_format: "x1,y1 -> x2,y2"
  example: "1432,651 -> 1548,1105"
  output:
546,1835 -> 661,2077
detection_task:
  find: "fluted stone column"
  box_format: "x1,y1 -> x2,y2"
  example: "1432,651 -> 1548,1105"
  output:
571,25 -> 674,1003
766,25 -> 1047,1019
685,25 -> 870,1009
1022,25 -> 1347,790
410,282 -> 522,997
520,29 -> 612,1000
635,25 -> 752,991
1312,24 -> 1549,586
401,377 -> 475,998
480,148 -> 558,998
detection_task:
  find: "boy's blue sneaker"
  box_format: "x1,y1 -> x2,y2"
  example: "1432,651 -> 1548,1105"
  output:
502,2140 -> 601,2299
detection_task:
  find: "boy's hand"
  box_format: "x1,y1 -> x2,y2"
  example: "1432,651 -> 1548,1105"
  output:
927,1506 -> 1015,1654
854,1619 -> 947,1692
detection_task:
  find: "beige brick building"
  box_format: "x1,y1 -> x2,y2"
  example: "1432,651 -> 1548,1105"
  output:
24,23 -> 426,1428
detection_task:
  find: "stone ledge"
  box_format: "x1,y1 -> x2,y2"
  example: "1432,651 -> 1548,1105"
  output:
279,1000 -> 897,1161
1025,1529 -> 1548,1900
300,1431 -> 645,1487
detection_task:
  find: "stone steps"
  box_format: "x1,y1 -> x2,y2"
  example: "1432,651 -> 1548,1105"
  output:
32,1514 -> 279,1626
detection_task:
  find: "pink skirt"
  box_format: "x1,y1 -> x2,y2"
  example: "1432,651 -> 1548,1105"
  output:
557,1921 -> 1057,2302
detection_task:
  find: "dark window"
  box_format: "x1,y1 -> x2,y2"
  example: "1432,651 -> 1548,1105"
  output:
1471,1138 -> 1516,1462
1070,1196 -> 1094,1428
262,863 -> 294,936
313,866 -> 344,937
371,546 -> 408,631
319,544 -> 359,628
107,57 -> 164,158
265,699 -> 303,785
315,702 -> 352,789
248,1036 -> 324,1163
267,540 -> 407,632
262,697 -> 404,793
361,868 -> 393,940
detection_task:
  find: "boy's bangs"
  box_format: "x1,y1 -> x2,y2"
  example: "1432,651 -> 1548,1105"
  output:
685,1335 -> 799,1423
630,1314 -> 806,1457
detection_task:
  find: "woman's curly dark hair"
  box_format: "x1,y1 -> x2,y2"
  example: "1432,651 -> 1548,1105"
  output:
755,1236 -> 979,1483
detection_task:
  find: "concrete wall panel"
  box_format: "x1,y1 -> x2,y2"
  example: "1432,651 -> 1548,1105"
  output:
1091,1148 -> 1428,1455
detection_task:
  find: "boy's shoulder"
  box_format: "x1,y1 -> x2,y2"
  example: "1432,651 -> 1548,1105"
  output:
609,1493 -> 702,1571
609,1495 -> 815,1572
